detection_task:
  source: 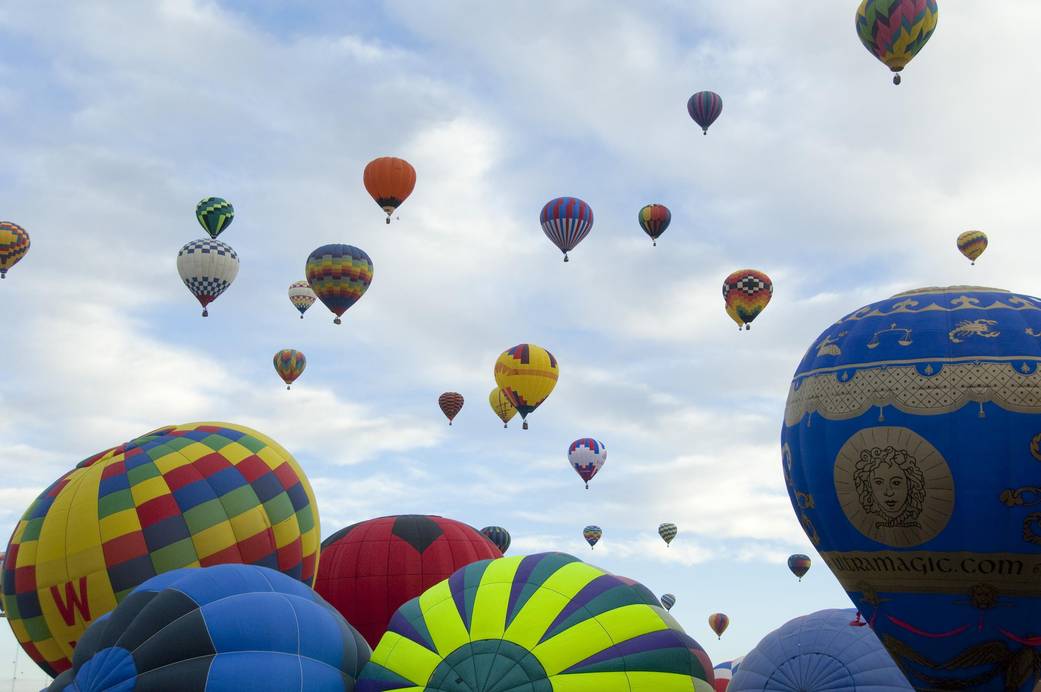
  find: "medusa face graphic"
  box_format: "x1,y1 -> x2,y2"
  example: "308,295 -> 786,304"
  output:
855,446 -> 924,528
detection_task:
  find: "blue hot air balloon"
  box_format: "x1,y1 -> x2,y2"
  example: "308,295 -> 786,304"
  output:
730,609 -> 911,691
783,286 -> 1041,691
46,564 -> 370,691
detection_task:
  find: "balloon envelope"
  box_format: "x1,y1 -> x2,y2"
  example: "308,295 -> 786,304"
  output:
479,526 -> 511,554
540,196 -> 593,261
195,196 -> 235,239
0,221 -> 30,279
658,522 -> 678,545
687,91 -> 723,133
493,344 -> 559,429
783,286 -> 1041,691
583,525 -> 602,548
787,554 -> 811,580
639,203 -> 672,245
488,387 -> 517,427
729,609 -> 911,691
713,657 -> 744,692
438,392 -> 464,425
660,593 -> 676,611
708,613 -> 729,639
957,230 -> 988,264
363,156 -> 416,222
356,552 -> 716,691
856,0 -> 938,84
288,280 -> 317,317
304,244 -> 373,324
177,239 -> 239,316
568,438 -> 607,488
45,565 -> 369,691
273,349 -> 306,388
1,422 -> 320,676
723,270 -> 773,329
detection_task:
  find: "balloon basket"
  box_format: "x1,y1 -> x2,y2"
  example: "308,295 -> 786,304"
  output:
334,317 -> 342,325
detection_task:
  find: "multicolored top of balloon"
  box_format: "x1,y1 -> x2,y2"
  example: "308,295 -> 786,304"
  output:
273,349 -> 306,389
540,196 -> 593,262
723,269 -> 773,330
856,0 -> 938,84
639,203 -> 672,246
305,244 -> 374,324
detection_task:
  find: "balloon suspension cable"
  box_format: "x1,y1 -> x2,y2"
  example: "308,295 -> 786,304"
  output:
334,317 -> 342,325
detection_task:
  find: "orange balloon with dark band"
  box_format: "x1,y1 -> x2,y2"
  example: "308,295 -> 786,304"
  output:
363,157 -> 416,223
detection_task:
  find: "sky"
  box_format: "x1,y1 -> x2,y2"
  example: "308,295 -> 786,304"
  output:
2,0 -> 1041,687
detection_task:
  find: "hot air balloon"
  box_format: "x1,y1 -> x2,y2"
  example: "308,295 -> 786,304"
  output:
729,609 -> 912,691
195,196 -> 235,239
494,343 -> 559,430
363,156 -> 416,224
957,230 -> 988,265
782,286 -> 1041,691
856,0 -> 938,85
583,525 -> 602,549
0,221 -> 30,279
438,391 -> 464,425
787,554 -> 811,581
479,526 -> 511,554
639,203 -> 672,246
273,348 -> 306,389
314,515 -> 501,649
687,91 -> 723,134
304,244 -> 373,324
1,422 -> 320,677
540,196 -> 593,262
723,269 -> 772,330
658,522 -> 677,546
176,238 -> 239,317
488,387 -> 517,428
568,438 -> 607,489
288,280 -> 317,318
708,613 -> 730,640
713,657 -> 745,692
44,565 -> 369,692
356,552 -> 716,691
661,593 -> 677,611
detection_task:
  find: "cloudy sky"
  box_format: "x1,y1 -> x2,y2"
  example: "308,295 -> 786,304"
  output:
2,0 -> 1040,686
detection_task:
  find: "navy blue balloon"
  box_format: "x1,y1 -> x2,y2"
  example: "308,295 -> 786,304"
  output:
47,564 -> 370,691
783,286 -> 1041,691
730,609 -> 911,691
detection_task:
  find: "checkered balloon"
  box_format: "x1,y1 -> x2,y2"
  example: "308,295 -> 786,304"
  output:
722,269 -> 773,330
177,238 -> 240,317
0,422 -> 320,677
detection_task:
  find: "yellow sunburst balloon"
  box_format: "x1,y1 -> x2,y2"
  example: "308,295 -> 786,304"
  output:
488,387 -> 517,428
493,344 -> 559,430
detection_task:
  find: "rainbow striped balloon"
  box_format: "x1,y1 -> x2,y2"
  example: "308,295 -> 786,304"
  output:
709,612 -> 730,640
356,552 -> 716,691
540,197 -> 593,262
305,244 -> 373,324
639,203 -> 672,246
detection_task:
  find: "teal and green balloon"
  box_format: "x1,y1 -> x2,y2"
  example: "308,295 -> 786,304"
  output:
196,197 -> 235,239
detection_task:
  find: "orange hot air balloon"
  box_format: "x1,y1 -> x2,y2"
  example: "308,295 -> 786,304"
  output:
363,157 -> 416,224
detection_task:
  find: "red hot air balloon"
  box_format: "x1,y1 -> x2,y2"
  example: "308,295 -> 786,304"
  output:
438,392 -> 464,426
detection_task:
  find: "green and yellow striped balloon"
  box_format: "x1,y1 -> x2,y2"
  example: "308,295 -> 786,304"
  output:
195,196 -> 235,239
357,552 -> 715,691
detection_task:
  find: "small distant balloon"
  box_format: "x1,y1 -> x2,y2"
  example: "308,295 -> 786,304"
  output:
658,522 -> 677,546
195,196 -> 235,239
176,238 -> 239,317
687,91 -> 722,134
660,593 -> 676,611
364,157 -> 416,223
288,280 -> 317,318
788,554 -> 811,581
583,525 -> 602,549
438,391 -> 464,425
480,526 -> 511,554
568,438 -> 607,489
540,197 -> 593,262
0,221 -> 30,279
488,387 -> 517,428
304,244 -> 373,324
856,0 -> 939,85
638,204 -> 672,246
709,612 -> 730,639
273,349 -> 306,390
957,230 -> 987,265
723,269 -> 773,330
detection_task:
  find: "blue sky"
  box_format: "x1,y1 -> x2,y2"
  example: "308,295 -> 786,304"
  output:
3,1 -> 1041,687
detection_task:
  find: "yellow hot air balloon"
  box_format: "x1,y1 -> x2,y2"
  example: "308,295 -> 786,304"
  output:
957,230 -> 988,265
488,387 -> 517,428
493,344 -> 559,430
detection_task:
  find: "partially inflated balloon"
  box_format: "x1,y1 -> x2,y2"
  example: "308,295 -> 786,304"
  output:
494,344 -> 559,430
1,422 -> 320,676
856,0 -> 938,85
356,552 -> 716,691
305,244 -> 373,324
957,230 -> 987,265
364,157 -> 416,224
723,269 -> 773,330
288,280 -> 316,318
568,438 -> 606,489
687,91 -> 722,134
195,197 -> 235,239
479,526 -> 511,554
177,239 -> 239,317
438,392 -> 464,426
708,613 -> 730,640
540,196 -> 593,262
659,522 -> 678,546
639,203 -> 672,246
488,387 -> 517,428
583,525 -> 602,549
787,554 -> 811,581
45,565 -> 369,692
273,349 -> 306,389
0,221 -> 30,279
661,593 -> 677,611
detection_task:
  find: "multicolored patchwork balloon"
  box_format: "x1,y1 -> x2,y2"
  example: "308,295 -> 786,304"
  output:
568,438 -> 607,489
723,269 -> 773,330
1,422 -> 321,677
363,157 -> 416,224
957,229 -> 988,265
488,387 -> 517,428
659,522 -> 678,546
687,91 -> 723,134
287,280 -> 316,318
273,349 -> 306,389
177,239 -> 239,317
661,593 -> 677,611
583,525 -> 602,549
787,554 -> 811,581
856,0 -> 939,84
708,613 -> 730,640
195,197 -> 235,238
494,343 -> 559,430
438,391 -> 464,425
540,196 -> 593,262
0,221 -> 30,279
45,565 -> 369,692
639,203 -> 672,246
305,244 -> 373,324
356,552 -> 716,691
479,526 -> 511,554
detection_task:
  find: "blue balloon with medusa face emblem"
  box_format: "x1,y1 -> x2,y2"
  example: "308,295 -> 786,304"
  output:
782,286 -> 1041,691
